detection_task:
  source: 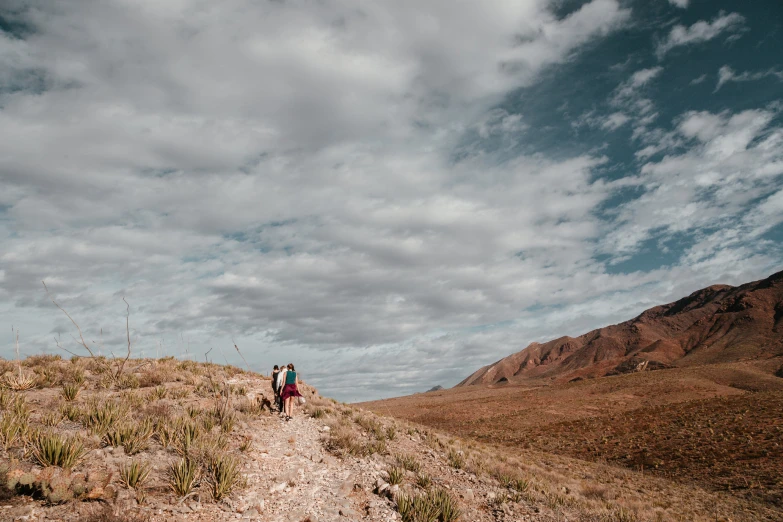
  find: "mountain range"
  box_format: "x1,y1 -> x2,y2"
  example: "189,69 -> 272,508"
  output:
459,270 -> 783,386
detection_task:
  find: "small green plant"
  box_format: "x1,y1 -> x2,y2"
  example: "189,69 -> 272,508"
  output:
415,473 -> 432,489
239,435 -> 253,452
386,465 -> 405,486
447,449 -> 465,469
396,453 -> 422,472
168,457 -> 199,497
396,490 -> 441,522
41,411 -> 62,427
60,403 -> 81,422
62,383 -> 80,402
386,425 -> 397,440
430,487 -> 462,522
0,413 -> 26,449
119,459 -> 150,489
31,431 -> 87,469
310,408 -> 325,419
151,385 -> 168,400
174,420 -> 201,456
103,419 -> 154,455
205,453 -> 242,501
83,401 -> 125,435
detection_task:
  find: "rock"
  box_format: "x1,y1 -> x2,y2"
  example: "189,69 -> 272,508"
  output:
462,489 -> 474,501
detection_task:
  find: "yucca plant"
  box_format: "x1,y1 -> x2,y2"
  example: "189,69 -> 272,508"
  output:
32,431 -> 87,469
174,420 -> 201,456
60,403 -> 81,422
429,487 -> 462,522
3,367 -> 37,391
205,453 -> 242,501
61,383 -> 80,402
386,465 -> 405,486
151,385 -> 168,400
102,419 -> 154,455
41,411 -> 63,427
415,472 -> 432,490
83,401 -> 124,435
168,457 -> 199,496
119,459 -> 151,489
447,448 -> 465,469
396,453 -> 421,472
0,413 -> 25,449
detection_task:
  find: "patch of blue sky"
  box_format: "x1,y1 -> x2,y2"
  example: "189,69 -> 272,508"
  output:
604,229 -> 704,275
457,0 -> 783,179
0,11 -> 34,39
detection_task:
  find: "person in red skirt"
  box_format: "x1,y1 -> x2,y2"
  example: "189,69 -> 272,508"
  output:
280,363 -> 302,421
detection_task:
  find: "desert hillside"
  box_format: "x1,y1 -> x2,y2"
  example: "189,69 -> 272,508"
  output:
459,269 -> 783,387
2,355 -> 780,521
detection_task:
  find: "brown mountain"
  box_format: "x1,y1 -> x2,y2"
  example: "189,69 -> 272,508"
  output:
458,269 -> 783,386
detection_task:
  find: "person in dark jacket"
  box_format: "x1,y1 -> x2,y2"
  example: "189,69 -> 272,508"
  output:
270,365 -> 281,412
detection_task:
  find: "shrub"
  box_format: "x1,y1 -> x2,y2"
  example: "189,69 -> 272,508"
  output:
447,449 -> 465,469
119,460 -> 150,489
62,383 -> 80,402
83,401 -> 125,435
151,386 -> 168,400
205,453 -> 242,501
168,457 -> 199,497
103,419 -> 154,455
386,465 -> 405,486
396,453 -> 422,472
0,413 -> 26,449
415,473 -> 432,490
32,431 -> 87,469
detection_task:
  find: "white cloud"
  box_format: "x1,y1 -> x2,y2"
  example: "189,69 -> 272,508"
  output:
668,0 -> 689,8
656,12 -> 745,58
603,107 -> 783,259
0,0 -> 640,399
715,65 -> 783,92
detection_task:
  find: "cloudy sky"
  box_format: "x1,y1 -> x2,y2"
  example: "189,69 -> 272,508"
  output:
1,0 -> 782,402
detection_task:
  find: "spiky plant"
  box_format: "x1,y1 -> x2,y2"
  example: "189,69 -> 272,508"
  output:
386,465 -> 405,486
205,453 -> 242,501
396,453 -> 421,472
61,383 -> 80,402
119,459 -> 151,489
32,431 -> 87,469
168,457 -> 199,497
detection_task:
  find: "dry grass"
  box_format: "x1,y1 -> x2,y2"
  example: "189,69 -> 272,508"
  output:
0,355 -> 256,516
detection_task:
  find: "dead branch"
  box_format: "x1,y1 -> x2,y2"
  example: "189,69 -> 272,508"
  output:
42,281 -> 99,359
232,337 -> 251,372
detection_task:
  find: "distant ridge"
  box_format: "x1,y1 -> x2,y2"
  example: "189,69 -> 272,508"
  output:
458,270 -> 783,386
426,385 -> 444,392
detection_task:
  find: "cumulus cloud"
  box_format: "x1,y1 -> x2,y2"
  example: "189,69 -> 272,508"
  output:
656,12 -> 745,58
1,1 -> 781,401
602,107 -> 783,260
0,0 -> 641,398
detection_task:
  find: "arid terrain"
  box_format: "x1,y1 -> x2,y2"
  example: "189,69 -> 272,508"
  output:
3,354 -> 780,521
362,270 -> 783,520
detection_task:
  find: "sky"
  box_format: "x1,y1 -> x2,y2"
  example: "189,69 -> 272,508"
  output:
1,0 -> 782,402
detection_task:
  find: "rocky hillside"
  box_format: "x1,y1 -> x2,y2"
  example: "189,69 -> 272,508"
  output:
3,356 -> 776,521
459,269 -> 783,386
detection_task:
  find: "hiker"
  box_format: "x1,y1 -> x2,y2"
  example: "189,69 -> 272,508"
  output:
275,364 -> 287,413
271,365 -> 281,411
280,363 -> 302,421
